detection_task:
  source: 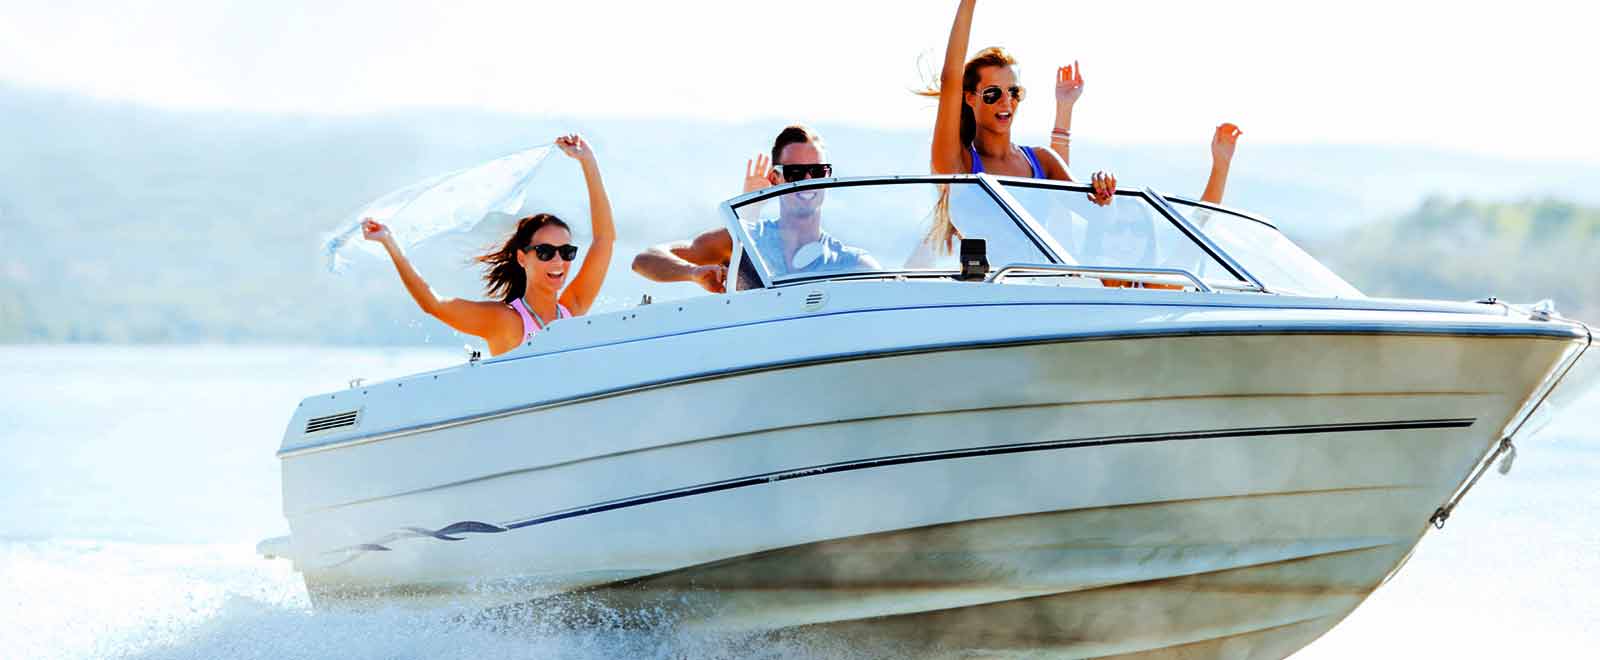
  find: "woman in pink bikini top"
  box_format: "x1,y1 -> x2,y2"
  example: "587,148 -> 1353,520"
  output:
362,133 -> 616,356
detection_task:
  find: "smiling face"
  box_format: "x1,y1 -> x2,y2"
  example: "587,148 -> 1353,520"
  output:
516,223 -> 575,296
774,140 -> 828,221
965,64 -> 1022,139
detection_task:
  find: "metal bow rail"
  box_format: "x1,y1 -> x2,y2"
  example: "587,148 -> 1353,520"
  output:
986,263 -> 1213,292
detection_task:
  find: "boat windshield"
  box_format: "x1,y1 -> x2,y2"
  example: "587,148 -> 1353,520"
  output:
997,180 -> 1253,290
726,178 -> 1055,287
723,176 -> 1299,293
1161,198 -> 1364,298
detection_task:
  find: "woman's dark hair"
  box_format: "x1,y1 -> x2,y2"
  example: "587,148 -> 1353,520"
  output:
771,124 -> 825,164
476,213 -> 571,303
918,47 -> 1020,148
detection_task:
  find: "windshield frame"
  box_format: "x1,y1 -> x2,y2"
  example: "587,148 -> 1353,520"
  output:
988,176 -> 1269,292
1158,194 -> 1362,299
722,174 -> 1071,288
1159,194 -> 1280,231
719,174 -> 1268,292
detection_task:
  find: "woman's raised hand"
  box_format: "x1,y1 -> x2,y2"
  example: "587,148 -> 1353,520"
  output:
1211,123 -> 1243,164
555,133 -> 595,162
361,218 -> 393,244
1056,61 -> 1085,107
743,154 -> 773,194
1088,171 -> 1117,207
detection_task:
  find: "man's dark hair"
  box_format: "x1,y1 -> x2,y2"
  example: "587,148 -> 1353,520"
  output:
770,125 -> 825,164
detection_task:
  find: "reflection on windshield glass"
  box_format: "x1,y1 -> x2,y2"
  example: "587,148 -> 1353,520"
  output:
732,181 -> 1051,284
1169,203 -> 1363,298
1001,183 -> 1244,286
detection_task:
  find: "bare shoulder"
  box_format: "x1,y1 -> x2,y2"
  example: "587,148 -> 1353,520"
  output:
484,299 -> 527,346
432,296 -> 525,352
462,297 -> 525,328
1033,147 -> 1072,181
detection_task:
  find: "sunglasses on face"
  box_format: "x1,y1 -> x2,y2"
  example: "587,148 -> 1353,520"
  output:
523,243 -> 579,261
778,163 -> 833,181
979,85 -> 1026,105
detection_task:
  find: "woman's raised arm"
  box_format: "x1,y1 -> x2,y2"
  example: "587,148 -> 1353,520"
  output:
555,134 -> 615,316
931,0 -> 978,174
362,219 -> 511,341
1201,123 -> 1242,204
1050,62 -> 1083,168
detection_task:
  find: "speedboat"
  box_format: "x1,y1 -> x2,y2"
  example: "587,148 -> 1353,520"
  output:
262,174 -> 1596,658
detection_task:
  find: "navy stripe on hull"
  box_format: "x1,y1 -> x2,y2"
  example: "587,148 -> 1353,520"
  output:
501,418 -> 1474,530
322,418 -> 1476,560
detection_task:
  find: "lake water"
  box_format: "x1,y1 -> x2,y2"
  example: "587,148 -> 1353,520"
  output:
1,345 -> 1595,659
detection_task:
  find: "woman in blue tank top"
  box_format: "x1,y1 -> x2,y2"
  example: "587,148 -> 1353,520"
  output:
924,0 -> 1116,201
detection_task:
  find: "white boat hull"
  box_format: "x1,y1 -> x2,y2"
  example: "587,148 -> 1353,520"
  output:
273,286 -> 1586,659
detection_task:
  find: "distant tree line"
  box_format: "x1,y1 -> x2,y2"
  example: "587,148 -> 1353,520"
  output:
1322,197 -> 1598,321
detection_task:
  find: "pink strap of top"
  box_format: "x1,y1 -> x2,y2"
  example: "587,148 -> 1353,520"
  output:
509,298 -> 571,341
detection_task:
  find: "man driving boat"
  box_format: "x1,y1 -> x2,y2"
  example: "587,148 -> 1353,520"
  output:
632,125 -> 878,292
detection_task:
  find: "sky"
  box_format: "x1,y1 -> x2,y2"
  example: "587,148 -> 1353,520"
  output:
2,0 -> 1598,162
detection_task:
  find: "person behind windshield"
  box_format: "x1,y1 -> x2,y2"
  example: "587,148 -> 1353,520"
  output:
1046,63 -> 1244,207
632,125 -> 878,292
361,134 -> 615,356
1104,123 -> 1238,289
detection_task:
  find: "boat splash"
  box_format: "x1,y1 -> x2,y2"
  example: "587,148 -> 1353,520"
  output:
3,540 -> 887,660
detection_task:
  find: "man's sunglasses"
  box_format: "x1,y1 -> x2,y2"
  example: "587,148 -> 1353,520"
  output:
778,163 -> 833,181
522,243 -> 579,261
979,85 -> 1026,105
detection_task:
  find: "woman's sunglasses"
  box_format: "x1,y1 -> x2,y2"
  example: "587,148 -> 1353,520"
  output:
979,85 -> 1026,105
523,243 -> 579,261
778,163 -> 833,181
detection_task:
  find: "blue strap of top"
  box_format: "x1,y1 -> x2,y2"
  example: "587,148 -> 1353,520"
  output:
969,145 -> 1045,179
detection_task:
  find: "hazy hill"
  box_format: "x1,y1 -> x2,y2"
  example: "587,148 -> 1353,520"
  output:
1,83 -> 1596,345
1323,198 -> 1597,320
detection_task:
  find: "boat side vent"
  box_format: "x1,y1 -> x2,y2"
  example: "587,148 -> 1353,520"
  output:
305,409 -> 360,434
803,290 -> 827,311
